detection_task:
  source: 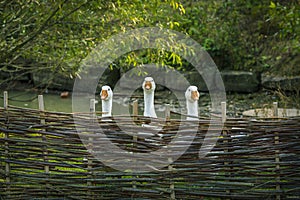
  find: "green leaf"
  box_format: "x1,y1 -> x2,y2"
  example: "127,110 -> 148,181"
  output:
270,1 -> 276,9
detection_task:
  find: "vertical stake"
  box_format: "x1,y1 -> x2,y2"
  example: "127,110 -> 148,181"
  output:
87,137 -> 93,198
275,136 -> 281,200
4,91 -> 8,109
168,155 -> 175,199
221,101 -> 227,123
132,100 -> 138,147
38,95 -> 49,197
38,95 -> 45,124
38,95 -> 45,111
4,91 -> 10,198
90,99 -> 96,115
165,104 -> 171,122
133,100 -> 138,122
273,102 -> 280,199
38,95 -> 47,172
88,99 -> 96,198
132,100 -> 138,191
221,101 -> 231,199
273,102 -> 278,117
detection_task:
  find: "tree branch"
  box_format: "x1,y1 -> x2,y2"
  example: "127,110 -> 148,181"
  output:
0,0 -> 69,64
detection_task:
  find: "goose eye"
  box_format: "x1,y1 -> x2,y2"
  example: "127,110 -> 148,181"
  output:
108,88 -> 110,91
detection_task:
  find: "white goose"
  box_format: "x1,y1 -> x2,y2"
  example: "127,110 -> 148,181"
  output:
100,85 -> 113,117
185,86 -> 199,120
139,77 -> 163,138
142,77 -> 157,118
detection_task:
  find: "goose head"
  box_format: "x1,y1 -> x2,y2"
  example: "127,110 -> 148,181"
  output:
142,77 -> 156,93
185,86 -> 199,103
100,85 -> 113,101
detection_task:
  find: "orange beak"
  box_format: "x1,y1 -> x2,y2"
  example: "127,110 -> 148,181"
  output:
191,91 -> 199,101
144,81 -> 152,90
101,90 -> 108,100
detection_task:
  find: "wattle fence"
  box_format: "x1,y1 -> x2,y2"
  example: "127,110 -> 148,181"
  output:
1,96 -> 300,199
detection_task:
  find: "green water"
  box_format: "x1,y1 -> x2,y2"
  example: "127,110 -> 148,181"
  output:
1,90 -> 72,112
2,90 -> 297,117
0,90 -> 167,117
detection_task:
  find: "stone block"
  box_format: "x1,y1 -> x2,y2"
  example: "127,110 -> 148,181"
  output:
103,69 -> 261,93
261,73 -> 300,91
221,71 -> 259,93
33,71 -> 74,91
186,70 -> 259,93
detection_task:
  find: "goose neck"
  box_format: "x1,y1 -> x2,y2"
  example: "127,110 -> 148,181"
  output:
144,91 -> 156,117
102,99 -> 112,117
187,100 -> 198,120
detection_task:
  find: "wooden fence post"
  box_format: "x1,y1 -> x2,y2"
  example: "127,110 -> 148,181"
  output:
132,100 -> 138,191
132,100 -> 138,147
88,99 -> 97,199
89,99 -> 96,115
132,100 -> 138,146
132,98 -> 138,191
38,95 -> 50,197
38,95 -> 49,173
221,102 -> 231,199
273,102 -> 281,200
273,102 -> 278,117
165,104 -> 170,122
4,91 -> 8,109
165,104 -> 175,199
4,91 -> 11,198
87,137 -> 94,199
132,100 -> 138,122
221,102 -> 227,124
168,156 -> 175,200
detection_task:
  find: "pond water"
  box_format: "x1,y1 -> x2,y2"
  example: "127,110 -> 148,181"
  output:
0,90 -> 180,117
1,90 -> 73,113
1,89 -> 299,118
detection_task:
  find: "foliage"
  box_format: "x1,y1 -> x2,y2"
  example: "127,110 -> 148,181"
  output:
0,0 -> 299,88
0,0 -> 186,84
181,0 -> 300,74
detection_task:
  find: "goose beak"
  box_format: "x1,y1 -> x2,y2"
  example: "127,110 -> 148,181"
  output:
191,91 -> 199,101
101,90 -> 108,100
144,81 -> 152,90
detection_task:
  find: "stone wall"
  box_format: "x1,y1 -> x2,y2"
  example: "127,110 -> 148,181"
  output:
261,73 -> 300,91
1,69 -> 299,93
118,70 -> 260,93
